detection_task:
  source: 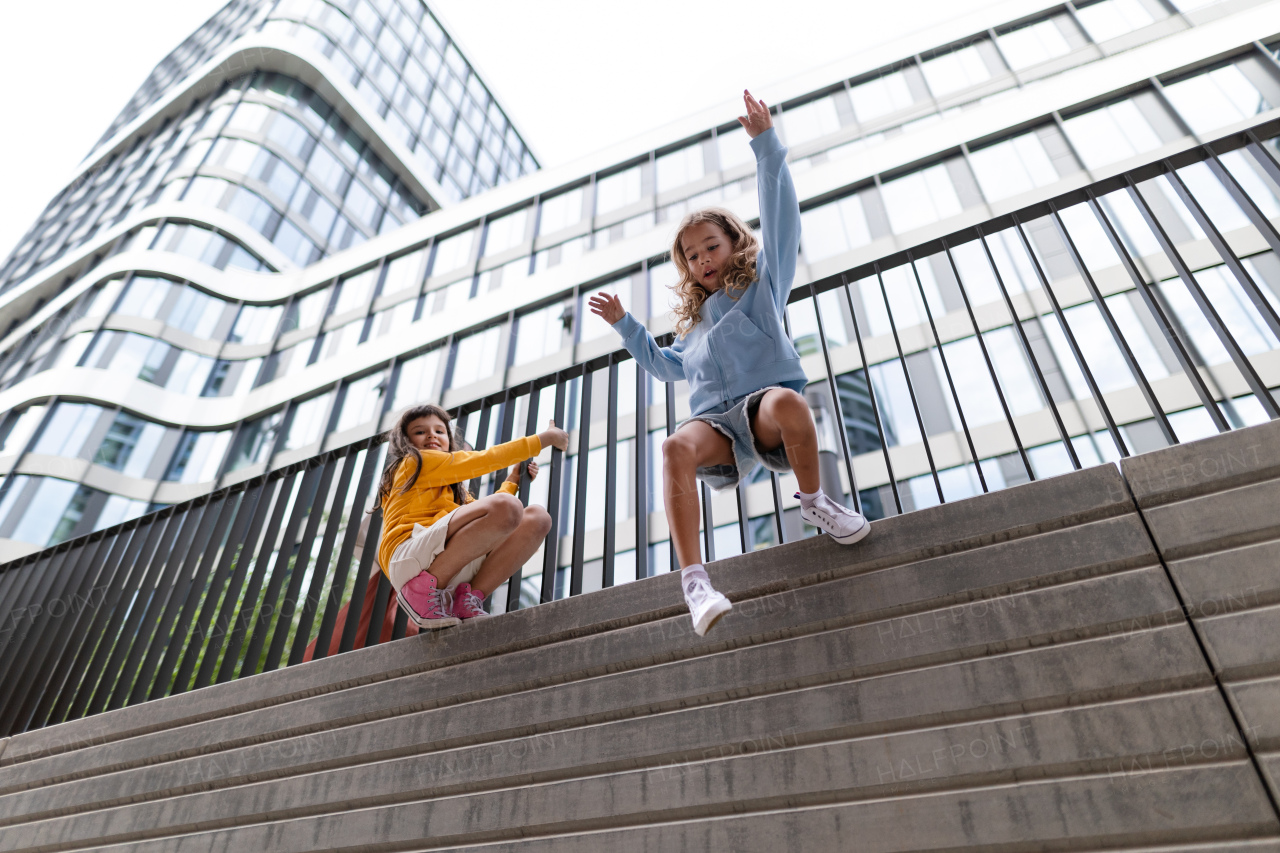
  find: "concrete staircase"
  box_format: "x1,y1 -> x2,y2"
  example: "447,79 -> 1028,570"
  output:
1,421 -> 1279,852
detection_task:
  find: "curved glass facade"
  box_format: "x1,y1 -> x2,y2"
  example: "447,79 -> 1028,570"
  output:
1,0 -> 1278,560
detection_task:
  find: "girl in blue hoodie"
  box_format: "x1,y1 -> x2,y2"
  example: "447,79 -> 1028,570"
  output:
590,90 -> 870,637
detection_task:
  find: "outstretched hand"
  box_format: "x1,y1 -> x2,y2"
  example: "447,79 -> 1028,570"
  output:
737,89 -> 773,139
504,459 -> 539,485
588,292 -> 624,325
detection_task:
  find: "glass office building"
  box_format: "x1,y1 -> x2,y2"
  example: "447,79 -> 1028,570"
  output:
0,0 -> 1278,603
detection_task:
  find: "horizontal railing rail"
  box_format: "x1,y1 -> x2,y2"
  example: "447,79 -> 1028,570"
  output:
1,116 -> 1279,736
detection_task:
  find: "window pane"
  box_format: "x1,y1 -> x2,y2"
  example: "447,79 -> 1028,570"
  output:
1062,99 -> 1163,170
595,166 -> 643,215
285,393 -> 332,449
849,70 -> 916,123
921,46 -> 992,98
537,187 -> 585,235
782,97 -> 842,146
334,267 -> 379,314
482,207 -> 529,255
229,304 -> 283,344
33,402 -> 102,457
1074,0 -> 1154,42
392,348 -> 442,411
997,19 -> 1073,70
969,132 -> 1059,202
336,371 -> 388,432
656,144 -> 705,194
801,193 -> 872,262
449,326 -> 502,387
431,228 -> 475,276
880,164 -> 963,233
166,430 -> 232,483
1162,64 -> 1272,136
513,301 -> 568,366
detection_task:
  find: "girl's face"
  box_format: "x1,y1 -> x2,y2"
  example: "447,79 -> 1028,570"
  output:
407,414 -> 450,452
681,221 -> 732,292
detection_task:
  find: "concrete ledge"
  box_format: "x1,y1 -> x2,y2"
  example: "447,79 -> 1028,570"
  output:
1199,606 -> 1280,679
6,693 -> 1244,853
1143,479 -> 1280,561
1,464 -> 1135,769
1169,539 -> 1280,617
83,765 -> 1279,853
1121,418 -> 1280,508
0,518 -> 1160,799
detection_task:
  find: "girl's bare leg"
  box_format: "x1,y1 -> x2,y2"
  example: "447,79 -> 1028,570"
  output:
427,493 -> 524,587
469,505 -> 552,596
661,421 -> 734,569
750,389 -> 821,494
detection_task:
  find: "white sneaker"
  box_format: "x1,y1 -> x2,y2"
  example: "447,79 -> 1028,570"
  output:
683,575 -> 732,636
798,493 -> 871,545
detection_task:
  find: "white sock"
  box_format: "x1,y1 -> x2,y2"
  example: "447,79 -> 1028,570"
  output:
797,488 -> 824,509
681,563 -> 710,591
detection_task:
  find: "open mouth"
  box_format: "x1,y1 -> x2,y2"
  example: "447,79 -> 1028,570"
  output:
703,269 -> 716,280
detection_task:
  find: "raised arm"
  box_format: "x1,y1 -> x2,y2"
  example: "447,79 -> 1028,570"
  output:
589,293 -> 687,382
411,433 -> 545,488
740,90 -> 799,312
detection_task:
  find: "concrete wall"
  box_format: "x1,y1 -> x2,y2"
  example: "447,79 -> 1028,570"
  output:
0,419 -> 1278,851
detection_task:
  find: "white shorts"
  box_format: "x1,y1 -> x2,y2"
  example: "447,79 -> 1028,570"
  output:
385,506 -> 485,592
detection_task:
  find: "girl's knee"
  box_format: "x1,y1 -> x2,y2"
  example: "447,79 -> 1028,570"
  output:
766,389 -> 810,423
525,505 -> 552,535
662,432 -> 696,465
488,493 -> 524,530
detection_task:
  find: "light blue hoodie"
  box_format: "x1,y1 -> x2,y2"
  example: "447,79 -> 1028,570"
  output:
609,127 -> 807,416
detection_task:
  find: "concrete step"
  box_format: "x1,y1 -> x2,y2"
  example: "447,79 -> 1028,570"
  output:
1,439 -> 1278,850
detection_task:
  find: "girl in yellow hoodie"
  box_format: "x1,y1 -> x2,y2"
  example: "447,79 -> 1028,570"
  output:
377,403 -> 569,629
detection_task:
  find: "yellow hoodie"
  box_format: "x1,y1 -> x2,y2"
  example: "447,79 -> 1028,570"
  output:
378,435 -> 542,573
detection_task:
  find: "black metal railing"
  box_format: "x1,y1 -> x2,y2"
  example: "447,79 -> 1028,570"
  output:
2,117 -> 1280,737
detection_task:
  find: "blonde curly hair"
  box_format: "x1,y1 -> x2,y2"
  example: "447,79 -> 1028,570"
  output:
669,207 -> 759,338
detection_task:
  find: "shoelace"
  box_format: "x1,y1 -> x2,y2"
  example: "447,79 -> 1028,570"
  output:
421,587 -> 453,618
459,591 -> 485,613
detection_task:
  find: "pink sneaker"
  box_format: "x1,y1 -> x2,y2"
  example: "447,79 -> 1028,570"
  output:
450,582 -> 490,620
397,571 -> 460,630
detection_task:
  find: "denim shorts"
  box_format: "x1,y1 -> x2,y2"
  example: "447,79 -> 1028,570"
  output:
685,386 -> 792,491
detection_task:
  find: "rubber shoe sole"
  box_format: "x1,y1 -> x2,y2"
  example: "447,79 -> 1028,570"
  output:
396,587 -> 461,630
692,595 -> 732,637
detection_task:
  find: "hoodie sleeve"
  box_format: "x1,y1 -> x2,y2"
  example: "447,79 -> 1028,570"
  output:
408,435 -> 542,489
610,312 -> 687,381
749,127 -> 800,312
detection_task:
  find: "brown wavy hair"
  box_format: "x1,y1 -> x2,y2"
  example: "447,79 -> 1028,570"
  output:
669,207 -> 759,338
376,404 -> 467,510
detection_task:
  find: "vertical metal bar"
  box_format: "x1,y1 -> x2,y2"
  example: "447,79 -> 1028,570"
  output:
1125,178 -> 1280,419
540,378 -> 568,603
735,483 -> 750,553
908,254 -> 988,491
1050,206 -> 1178,445
941,241 -> 1034,481
838,274 -> 902,513
505,388 -> 541,613
570,369 -> 594,595
103,509 -> 190,711
0,542 -> 89,732
467,403 -> 494,496
807,281 -> 861,509
0,550 -> 70,726
634,363 -> 649,580
178,480 -> 266,692
0,555 -> 54,689
1164,163 -> 1280,341
344,505 -> 382,652
664,380 -> 678,573
978,229 -> 1083,467
127,499 -> 219,707
1012,216 -> 1130,456
11,537 -> 107,733
219,470 -> 298,684
313,438 -> 382,661
145,491 -> 241,702
261,463 -> 330,673
288,451 -> 358,666
1087,193 -> 1229,432
78,517 -> 166,717
700,482 -> 717,563
34,526 -> 135,729
769,472 -> 787,544
602,360 -> 619,588
361,520 -> 391,649
1206,149 -> 1280,262
876,264 -> 945,502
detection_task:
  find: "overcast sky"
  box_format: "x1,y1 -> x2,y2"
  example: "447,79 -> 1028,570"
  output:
0,0 -> 993,263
